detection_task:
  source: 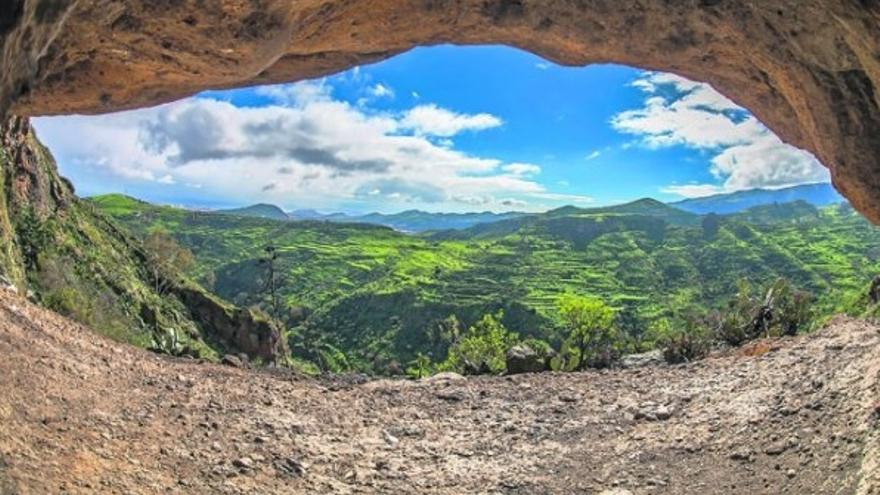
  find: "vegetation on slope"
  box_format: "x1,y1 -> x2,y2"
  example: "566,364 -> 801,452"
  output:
0,118 -> 284,362
92,192 -> 880,373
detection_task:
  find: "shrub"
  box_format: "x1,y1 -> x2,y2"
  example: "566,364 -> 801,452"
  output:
143,228 -> 194,295
15,209 -> 53,269
440,310 -> 518,375
714,278 -> 815,345
651,312 -> 711,364
557,294 -> 618,370
35,252 -> 138,345
614,305 -> 649,353
773,281 -> 814,336
406,352 -> 433,378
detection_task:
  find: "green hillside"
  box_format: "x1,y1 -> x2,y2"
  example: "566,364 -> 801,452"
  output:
91,193 -> 880,372
0,120 -> 285,363
216,203 -> 290,221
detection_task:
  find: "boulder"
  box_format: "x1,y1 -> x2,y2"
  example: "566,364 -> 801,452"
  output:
220,354 -> 242,368
506,344 -> 546,375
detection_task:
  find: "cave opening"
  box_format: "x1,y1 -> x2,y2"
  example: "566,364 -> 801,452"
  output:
17,45 -> 877,375
4,3 -> 880,491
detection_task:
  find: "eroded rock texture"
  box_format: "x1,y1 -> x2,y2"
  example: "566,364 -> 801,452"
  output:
1,1 -> 879,220
2,288 -> 880,493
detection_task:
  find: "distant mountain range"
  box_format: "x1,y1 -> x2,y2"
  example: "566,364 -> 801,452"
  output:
209,183 -> 846,232
217,205 -> 525,232
670,183 -> 844,215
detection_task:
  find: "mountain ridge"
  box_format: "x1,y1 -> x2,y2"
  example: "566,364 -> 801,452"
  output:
182,184 -> 847,233
92,190 -> 879,372
671,183 -> 843,214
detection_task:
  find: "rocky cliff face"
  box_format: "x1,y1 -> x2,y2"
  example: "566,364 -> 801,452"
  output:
1,1 -> 879,223
0,115 -> 285,362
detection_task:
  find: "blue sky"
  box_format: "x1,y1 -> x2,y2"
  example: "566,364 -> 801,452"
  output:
32,45 -> 828,213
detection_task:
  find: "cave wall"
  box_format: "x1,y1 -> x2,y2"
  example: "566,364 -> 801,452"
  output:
1,0 -> 880,222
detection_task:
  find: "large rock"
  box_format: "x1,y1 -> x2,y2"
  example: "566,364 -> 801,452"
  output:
506,344 -> 546,375
173,284 -> 286,363
1,2 -> 880,222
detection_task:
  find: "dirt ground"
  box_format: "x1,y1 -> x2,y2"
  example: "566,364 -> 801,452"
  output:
0,288 -> 878,494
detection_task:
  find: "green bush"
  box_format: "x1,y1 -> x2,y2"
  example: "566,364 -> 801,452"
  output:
557,294 -> 618,370
406,352 -> 433,378
773,280 -> 814,336
440,310 -> 518,375
714,278 -> 815,345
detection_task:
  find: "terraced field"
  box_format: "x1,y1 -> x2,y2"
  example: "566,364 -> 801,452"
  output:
91,194 -> 880,371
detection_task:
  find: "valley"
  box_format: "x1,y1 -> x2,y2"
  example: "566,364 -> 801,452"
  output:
91,191 -> 880,374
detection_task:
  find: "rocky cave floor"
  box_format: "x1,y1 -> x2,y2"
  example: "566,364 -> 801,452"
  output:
0,288 -> 879,494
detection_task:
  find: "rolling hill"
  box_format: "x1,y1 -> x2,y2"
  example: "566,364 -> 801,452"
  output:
92,193 -> 878,372
217,203 -> 290,221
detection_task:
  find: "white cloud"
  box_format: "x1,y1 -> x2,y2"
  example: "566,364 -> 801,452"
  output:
255,80 -> 331,106
502,163 -> 541,176
400,104 -> 503,137
614,72 -> 829,196
586,150 -> 601,161
530,192 -> 594,204
535,62 -> 550,70
368,83 -> 395,99
32,82 -> 548,213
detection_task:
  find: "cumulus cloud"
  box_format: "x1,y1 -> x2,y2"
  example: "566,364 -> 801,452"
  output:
138,97 -> 396,175
400,104 -> 503,137
255,80 -> 331,106
586,150 -> 601,161
613,72 -> 829,197
32,80 -> 551,212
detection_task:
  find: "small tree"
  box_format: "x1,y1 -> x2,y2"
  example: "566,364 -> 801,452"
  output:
258,245 -> 283,321
557,294 -> 617,370
436,314 -> 462,345
615,305 -> 647,353
441,310 -> 518,375
406,352 -> 433,378
143,229 -> 194,295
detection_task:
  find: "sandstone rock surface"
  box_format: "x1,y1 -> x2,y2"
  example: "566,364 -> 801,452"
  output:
0,1 -> 879,222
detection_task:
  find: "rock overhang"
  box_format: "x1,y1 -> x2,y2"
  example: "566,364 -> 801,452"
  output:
1,0 -> 879,221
